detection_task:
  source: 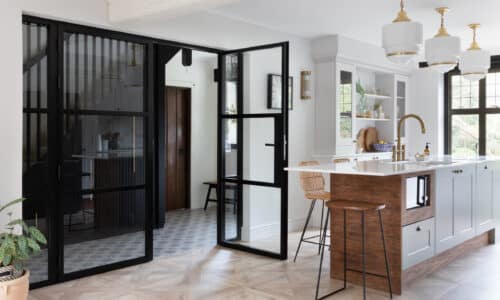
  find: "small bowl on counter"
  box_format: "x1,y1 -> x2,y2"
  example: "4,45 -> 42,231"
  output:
372,143 -> 393,153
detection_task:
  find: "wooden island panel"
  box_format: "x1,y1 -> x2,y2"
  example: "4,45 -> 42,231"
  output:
328,173 -> 403,294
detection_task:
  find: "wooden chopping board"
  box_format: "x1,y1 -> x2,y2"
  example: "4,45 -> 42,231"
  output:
357,128 -> 367,152
364,127 -> 379,152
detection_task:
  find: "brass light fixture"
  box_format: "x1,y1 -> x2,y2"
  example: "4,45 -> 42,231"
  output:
424,7 -> 461,73
382,0 -> 423,64
459,24 -> 490,81
300,71 -> 312,100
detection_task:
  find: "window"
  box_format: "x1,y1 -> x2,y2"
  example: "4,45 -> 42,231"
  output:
445,60 -> 500,156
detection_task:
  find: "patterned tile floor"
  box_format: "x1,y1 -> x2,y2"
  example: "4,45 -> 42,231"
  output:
28,206 -> 236,283
29,232 -> 500,299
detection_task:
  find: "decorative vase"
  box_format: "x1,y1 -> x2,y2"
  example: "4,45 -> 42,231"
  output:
0,270 -> 29,300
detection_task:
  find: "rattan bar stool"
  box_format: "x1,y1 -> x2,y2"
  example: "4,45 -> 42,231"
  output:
293,161 -> 331,262
315,200 -> 392,300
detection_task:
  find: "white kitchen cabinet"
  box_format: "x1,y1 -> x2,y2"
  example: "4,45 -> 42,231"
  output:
311,35 -> 412,157
435,165 -> 475,254
402,218 -> 435,269
475,162 -> 496,235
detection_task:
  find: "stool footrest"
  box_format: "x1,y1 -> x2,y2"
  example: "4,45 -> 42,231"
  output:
345,268 -> 390,279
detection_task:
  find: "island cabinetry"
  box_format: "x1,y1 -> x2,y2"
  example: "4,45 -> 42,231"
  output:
475,161 -> 497,235
435,165 -> 475,254
402,218 -> 435,269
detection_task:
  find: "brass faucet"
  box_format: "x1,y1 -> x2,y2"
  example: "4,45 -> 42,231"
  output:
393,114 -> 426,161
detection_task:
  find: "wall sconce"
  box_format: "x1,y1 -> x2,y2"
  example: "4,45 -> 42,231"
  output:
300,71 -> 312,100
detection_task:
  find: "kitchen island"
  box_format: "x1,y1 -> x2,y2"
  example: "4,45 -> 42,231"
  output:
286,156 -> 500,295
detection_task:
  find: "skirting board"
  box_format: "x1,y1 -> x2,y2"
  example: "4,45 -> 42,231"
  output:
402,229 -> 495,287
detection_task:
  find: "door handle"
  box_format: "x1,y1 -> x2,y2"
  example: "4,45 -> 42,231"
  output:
265,143 -> 275,147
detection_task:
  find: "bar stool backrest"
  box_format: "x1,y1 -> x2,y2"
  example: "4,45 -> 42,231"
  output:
299,161 -> 325,194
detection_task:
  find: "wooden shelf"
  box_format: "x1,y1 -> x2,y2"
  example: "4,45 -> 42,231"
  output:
364,93 -> 392,100
356,117 -> 391,121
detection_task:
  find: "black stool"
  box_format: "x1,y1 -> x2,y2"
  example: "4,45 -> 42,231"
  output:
316,200 -> 392,300
203,181 -> 237,214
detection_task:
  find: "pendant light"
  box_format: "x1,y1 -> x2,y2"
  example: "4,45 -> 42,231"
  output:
425,7 -> 461,73
460,24 -> 490,81
382,0 -> 423,64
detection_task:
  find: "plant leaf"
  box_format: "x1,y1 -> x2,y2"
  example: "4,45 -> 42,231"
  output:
4,237 -> 15,254
0,245 -> 5,264
12,260 -> 23,271
3,254 -> 12,267
17,236 -> 28,256
0,198 -> 25,214
26,237 -> 40,252
29,227 -> 47,244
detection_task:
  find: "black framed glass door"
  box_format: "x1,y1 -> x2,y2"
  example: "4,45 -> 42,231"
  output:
217,43 -> 289,259
58,25 -> 151,276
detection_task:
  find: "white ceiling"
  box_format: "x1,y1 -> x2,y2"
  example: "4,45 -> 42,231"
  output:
206,0 -> 500,54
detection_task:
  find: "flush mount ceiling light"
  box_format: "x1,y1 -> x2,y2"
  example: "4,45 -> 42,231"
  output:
382,0 -> 423,64
460,24 -> 490,81
425,7 -> 461,73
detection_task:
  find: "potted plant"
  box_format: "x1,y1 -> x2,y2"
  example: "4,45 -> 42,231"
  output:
0,198 -> 46,300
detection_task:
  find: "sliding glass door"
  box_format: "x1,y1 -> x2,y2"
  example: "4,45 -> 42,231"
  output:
217,43 -> 289,259
59,25 -> 150,276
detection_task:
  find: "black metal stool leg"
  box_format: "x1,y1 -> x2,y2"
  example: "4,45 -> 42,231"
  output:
361,211 -> 366,300
318,202 -> 325,254
204,186 -> 212,210
343,209 -> 347,289
378,210 -> 393,299
315,208 -> 330,300
293,200 -> 317,263
315,209 -> 345,300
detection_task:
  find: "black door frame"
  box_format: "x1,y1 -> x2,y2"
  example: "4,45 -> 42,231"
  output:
216,42 -> 290,260
22,14 -> 221,289
23,14 -> 290,289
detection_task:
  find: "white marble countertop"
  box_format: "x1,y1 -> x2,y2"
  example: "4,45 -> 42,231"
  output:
285,155 -> 500,177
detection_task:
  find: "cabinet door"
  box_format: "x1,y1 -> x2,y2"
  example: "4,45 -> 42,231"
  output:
453,165 -> 475,244
476,162 -> 495,235
335,63 -> 355,149
402,218 -> 435,269
435,168 -> 455,253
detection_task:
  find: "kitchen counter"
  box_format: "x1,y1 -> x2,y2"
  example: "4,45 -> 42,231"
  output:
286,155 -> 499,295
285,155 -> 500,176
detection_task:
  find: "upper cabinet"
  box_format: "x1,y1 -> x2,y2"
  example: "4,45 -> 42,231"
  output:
311,35 -> 412,157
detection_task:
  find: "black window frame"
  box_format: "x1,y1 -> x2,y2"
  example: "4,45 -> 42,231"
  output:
444,56 -> 500,156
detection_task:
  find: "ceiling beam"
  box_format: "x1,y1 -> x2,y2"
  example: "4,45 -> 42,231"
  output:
107,0 -> 240,24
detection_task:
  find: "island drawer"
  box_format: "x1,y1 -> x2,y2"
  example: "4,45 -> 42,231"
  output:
402,218 -> 435,269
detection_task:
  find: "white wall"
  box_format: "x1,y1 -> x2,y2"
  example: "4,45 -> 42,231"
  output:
0,1 -> 22,227
407,69 -> 445,157
165,51 -> 218,209
3,1 -> 316,235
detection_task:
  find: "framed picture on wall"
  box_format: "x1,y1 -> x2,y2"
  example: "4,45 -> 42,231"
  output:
267,74 -> 293,110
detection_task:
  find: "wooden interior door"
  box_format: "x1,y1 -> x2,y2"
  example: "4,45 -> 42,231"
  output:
165,87 -> 191,211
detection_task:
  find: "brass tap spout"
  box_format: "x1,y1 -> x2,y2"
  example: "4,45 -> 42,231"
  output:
394,114 -> 426,161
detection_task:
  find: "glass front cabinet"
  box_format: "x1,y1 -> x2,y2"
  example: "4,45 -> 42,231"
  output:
336,63 -> 356,154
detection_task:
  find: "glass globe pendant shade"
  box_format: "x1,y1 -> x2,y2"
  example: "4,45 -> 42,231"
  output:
460,24 -> 490,81
382,0 -> 423,64
425,7 -> 461,73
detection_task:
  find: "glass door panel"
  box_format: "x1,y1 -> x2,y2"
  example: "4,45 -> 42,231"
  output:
218,43 -> 288,259
242,118 -> 275,183
397,80 -> 407,137
61,29 -> 148,274
22,21 -> 50,284
338,70 -> 353,141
